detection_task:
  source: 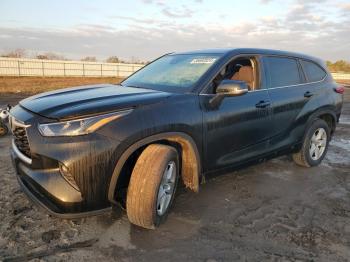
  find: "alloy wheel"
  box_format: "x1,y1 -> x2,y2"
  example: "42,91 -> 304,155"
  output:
156,161 -> 176,216
309,127 -> 327,161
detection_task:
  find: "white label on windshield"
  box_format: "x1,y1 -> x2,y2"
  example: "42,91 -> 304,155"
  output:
190,58 -> 217,64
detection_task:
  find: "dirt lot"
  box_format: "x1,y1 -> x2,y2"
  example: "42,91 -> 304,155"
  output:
0,77 -> 123,94
0,88 -> 349,262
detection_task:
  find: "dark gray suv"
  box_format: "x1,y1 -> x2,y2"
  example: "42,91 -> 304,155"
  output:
10,48 -> 343,229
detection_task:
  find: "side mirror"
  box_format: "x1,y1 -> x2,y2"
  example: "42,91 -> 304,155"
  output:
216,80 -> 248,96
209,80 -> 248,108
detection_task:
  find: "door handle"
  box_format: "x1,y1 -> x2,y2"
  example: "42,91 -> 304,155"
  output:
255,100 -> 271,108
304,91 -> 313,98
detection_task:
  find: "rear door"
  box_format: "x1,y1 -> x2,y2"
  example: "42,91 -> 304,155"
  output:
299,59 -> 327,98
262,56 -> 316,145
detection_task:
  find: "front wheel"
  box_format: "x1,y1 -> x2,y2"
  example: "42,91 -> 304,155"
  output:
126,144 -> 179,229
292,119 -> 330,167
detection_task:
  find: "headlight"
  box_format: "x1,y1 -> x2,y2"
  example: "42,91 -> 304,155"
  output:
38,109 -> 132,137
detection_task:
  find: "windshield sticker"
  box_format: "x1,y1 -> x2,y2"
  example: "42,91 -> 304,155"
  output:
190,58 -> 217,64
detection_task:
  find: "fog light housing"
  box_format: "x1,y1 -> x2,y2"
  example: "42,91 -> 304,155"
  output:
59,163 -> 80,191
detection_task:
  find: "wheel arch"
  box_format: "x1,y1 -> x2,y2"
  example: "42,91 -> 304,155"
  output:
306,108 -> 337,135
107,132 -> 201,203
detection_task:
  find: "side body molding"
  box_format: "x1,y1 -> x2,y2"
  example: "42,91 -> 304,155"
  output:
108,132 -> 201,203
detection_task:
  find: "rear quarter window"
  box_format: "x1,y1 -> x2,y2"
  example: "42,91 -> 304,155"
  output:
300,60 -> 326,82
265,56 -> 301,88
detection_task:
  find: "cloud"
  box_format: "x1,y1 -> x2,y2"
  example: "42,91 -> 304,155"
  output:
140,0 -> 197,18
0,34 -> 12,39
1,12 -> 349,62
141,0 -> 201,4
260,0 -> 328,5
338,3 -> 350,11
140,0 -> 165,6
284,3 -> 325,24
259,0 -> 273,4
0,0 -> 349,61
110,15 -> 158,24
296,0 -> 328,3
161,6 -> 193,18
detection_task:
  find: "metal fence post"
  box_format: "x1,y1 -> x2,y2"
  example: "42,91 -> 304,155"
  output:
83,63 -> 85,77
17,60 -> 21,76
63,62 -> 66,76
42,61 -> 44,76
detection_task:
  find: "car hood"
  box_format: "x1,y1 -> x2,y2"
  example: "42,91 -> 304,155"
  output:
20,84 -> 171,120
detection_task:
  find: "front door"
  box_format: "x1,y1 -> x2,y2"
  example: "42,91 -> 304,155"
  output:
201,56 -> 274,172
201,90 -> 273,171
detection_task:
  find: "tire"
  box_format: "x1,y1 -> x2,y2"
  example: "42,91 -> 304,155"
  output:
126,144 -> 179,229
292,118 -> 330,167
0,122 -> 8,137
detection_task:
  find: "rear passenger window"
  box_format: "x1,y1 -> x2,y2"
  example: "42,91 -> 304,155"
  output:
300,60 -> 326,82
265,57 -> 301,88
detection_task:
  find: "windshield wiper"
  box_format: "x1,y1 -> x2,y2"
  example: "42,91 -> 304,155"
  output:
121,84 -> 153,90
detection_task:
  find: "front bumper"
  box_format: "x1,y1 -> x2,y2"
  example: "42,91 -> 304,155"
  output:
11,147 -> 112,218
9,105 -> 122,218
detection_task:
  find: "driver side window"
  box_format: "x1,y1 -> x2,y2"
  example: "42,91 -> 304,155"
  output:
209,56 -> 259,94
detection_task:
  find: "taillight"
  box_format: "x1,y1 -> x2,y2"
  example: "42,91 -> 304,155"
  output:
334,86 -> 345,94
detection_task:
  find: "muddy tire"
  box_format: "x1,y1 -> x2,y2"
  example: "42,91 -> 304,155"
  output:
0,122 -> 8,137
126,144 -> 179,229
292,119 -> 330,167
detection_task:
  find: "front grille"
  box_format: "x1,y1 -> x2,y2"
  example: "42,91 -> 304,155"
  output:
10,117 -> 31,158
13,126 -> 31,157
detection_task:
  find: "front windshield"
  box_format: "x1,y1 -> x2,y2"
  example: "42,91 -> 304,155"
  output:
122,53 -> 222,92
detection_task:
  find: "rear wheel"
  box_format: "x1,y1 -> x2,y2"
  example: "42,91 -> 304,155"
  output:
292,119 -> 330,167
126,144 -> 179,229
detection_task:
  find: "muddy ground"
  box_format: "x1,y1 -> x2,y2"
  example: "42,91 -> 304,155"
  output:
0,89 -> 349,262
0,76 -> 123,94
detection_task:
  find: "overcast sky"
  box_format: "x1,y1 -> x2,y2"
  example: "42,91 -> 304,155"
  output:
0,0 -> 349,61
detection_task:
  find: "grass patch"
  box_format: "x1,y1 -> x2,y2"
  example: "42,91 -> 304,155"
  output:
337,80 -> 350,86
0,76 -> 124,95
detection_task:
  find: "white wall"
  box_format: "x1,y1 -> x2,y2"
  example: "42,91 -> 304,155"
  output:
332,73 -> 350,80
0,57 -> 144,77
0,57 -> 349,81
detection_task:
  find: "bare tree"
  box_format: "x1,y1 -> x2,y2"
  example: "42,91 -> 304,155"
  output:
81,56 -> 97,62
130,56 -> 141,64
327,60 -> 350,72
106,56 -> 120,63
1,48 -> 26,58
36,54 -> 49,60
36,52 -> 66,60
129,56 -> 147,64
